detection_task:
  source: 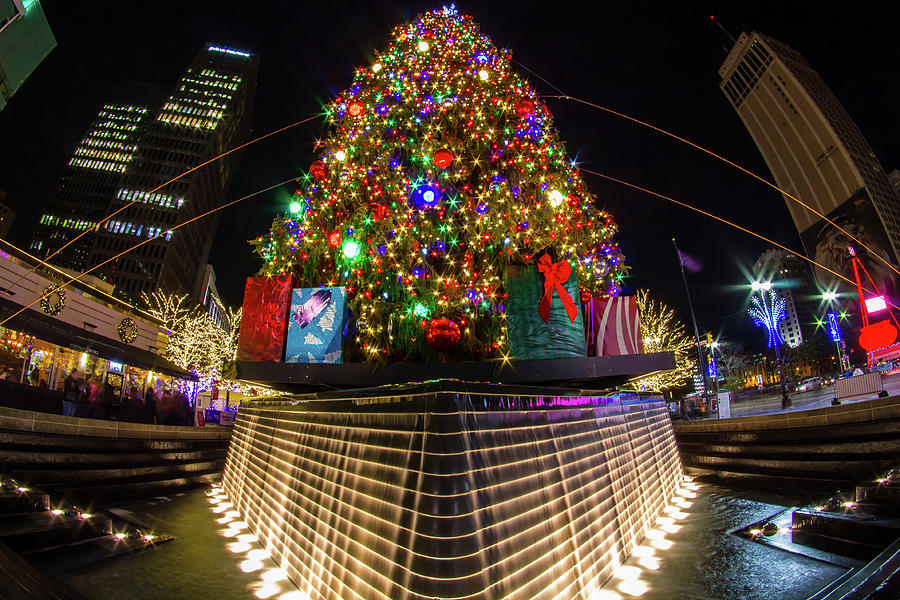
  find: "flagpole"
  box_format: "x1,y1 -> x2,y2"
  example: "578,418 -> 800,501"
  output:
673,238 -> 709,406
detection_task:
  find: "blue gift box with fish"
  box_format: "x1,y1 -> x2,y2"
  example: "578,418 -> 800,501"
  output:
284,286 -> 346,364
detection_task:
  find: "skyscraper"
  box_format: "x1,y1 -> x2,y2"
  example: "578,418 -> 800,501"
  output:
33,45 -> 258,302
719,32 -> 900,289
33,83 -> 165,271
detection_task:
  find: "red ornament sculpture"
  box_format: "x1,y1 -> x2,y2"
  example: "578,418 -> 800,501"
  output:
426,318 -> 461,352
433,148 -> 453,169
859,320 -> 898,352
310,160 -> 328,181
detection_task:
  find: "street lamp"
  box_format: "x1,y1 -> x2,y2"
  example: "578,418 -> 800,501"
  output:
748,285 -> 792,409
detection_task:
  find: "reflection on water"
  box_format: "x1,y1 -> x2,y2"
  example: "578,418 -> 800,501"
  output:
62,486 -> 301,600
61,481 -> 845,600
596,481 -> 847,600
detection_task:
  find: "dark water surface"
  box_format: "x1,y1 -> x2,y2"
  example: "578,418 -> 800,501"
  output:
61,482 -> 844,599
63,487 -> 302,600
597,481 -> 847,600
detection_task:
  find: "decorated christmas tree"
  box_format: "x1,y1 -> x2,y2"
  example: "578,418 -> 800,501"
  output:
253,6 -> 625,362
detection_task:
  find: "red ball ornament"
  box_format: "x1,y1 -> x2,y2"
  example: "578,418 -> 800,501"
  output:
426,318 -> 461,353
328,231 -> 342,248
859,320 -> 898,352
348,101 -> 364,117
433,148 -> 453,169
310,160 -> 328,181
515,99 -> 535,119
370,203 -> 390,221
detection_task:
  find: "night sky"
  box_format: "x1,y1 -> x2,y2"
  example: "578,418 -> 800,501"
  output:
1,1 -> 897,351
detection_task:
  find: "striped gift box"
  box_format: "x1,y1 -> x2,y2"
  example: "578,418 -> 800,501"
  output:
584,295 -> 643,356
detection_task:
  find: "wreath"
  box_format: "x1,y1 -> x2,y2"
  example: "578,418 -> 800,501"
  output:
40,285 -> 66,316
118,317 -> 138,343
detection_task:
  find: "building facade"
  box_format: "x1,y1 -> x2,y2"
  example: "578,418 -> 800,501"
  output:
32,45 -> 258,303
719,33 -> 900,290
0,0 -> 56,111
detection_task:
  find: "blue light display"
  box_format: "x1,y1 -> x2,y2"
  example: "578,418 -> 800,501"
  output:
828,312 -> 842,343
748,289 -> 787,348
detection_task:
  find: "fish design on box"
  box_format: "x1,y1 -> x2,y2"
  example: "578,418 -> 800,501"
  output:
292,289 -> 332,329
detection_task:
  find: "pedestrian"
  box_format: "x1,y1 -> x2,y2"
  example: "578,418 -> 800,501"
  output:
143,386 -> 158,425
75,375 -> 92,418
62,367 -> 79,417
91,381 -> 113,420
29,365 -> 39,386
180,392 -> 192,426
159,390 -> 177,425
0,364 -> 8,380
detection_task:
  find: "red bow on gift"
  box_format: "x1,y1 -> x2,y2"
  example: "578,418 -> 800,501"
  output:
537,254 -> 579,324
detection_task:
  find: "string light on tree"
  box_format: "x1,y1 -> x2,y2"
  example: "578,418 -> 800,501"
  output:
631,290 -> 694,391
252,6 -> 625,362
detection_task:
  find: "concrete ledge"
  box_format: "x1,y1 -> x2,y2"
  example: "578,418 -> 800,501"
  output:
0,406 -> 232,441
674,396 -> 900,433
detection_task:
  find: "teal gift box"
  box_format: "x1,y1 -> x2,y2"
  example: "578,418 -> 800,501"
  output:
284,287 -> 346,364
505,260 -> 587,361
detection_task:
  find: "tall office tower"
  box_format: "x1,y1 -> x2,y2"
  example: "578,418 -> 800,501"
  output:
33,45 -> 258,302
752,248 -> 817,348
32,83 -> 165,270
719,33 -> 900,290
0,0 -> 56,111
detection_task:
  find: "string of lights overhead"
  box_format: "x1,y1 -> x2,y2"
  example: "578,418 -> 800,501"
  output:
0,177 -> 298,328
3,115 -> 322,300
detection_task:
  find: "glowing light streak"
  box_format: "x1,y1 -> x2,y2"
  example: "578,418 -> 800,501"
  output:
0,176 -> 298,327
548,94 -> 900,278
580,167 -> 873,295
2,113 -> 321,324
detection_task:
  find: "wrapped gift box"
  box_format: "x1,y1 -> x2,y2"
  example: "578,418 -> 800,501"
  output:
505,258 -> 586,361
583,295 -> 643,356
285,286 -> 346,364
237,274 -> 294,362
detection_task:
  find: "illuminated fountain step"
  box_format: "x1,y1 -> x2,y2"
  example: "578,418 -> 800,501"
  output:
222,382 -> 682,600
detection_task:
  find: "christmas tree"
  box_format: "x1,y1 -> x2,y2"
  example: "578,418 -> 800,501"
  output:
253,6 -> 625,362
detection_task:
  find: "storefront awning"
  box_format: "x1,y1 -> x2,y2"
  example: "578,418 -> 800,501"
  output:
0,297 -> 197,380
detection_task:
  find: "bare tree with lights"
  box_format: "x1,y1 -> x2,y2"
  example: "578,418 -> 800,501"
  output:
140,289 -> 196,332
141,291 -> 242,389
631,290 -> 695,391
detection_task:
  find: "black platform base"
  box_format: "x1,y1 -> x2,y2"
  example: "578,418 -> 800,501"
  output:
228,351 -> 675,392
